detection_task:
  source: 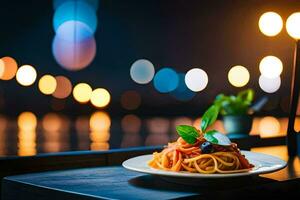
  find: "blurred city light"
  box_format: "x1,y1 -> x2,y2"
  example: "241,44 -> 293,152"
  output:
130,59 -> 155,84
16,65 -> 37,86
53,0 -> 99,11
259,12 -> 283,37
153,68 -> 179,93
259,75 -> 281,93
121,114 -> 141,134
0,57 -> 18,80
89,111 -> 111,132
259,56 -> 283,78
53,1 -> 97,33
259,116 -> 280,138
228,65 -> 250,87
18,130 -> 36,156
42,113 -> 62,132
146,117 -> 170,134
90,88 -> 111,108
172,73 -> 195,101
52,76 -> 72,99
0,59 -> 5,77
17,112 -> 37,131
73,83 -> 92,103
120,90 -> 141,110
52,20 -> 96,71
286,12 -> 300,39
38,75 -> 57,95
185,68 -> 208,92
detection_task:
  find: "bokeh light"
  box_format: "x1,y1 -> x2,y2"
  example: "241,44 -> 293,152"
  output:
0,59 -> 5,78
16,65 -> 37,86
146,117 -> 170,135
259,75 -> 281,93
73,83 -> 92,103
286,12 -> 300,39
42,113 -> 62,132
38,75 -> 57,95
121,114 -> 141,134
120,90 -> 141,110
51,98 -> 66,111
185,68 -> 208,92
17,112 -> 37,131
89,111 -> 111,132
18,130 -> 36,156
52,76 -> 72,99
259,116 -> 280,138
172,73 -> 195,101
53,1 -> 97,33
259,56 -> 283,78
227,65 -> 250,87
130,59 -> 155,84
259,12 -> 283,37
0,57 -> 18,80
153,68 -> 179,93
52,21 -> 96,71
90,88 -> 111,108
53,0 -> 99,11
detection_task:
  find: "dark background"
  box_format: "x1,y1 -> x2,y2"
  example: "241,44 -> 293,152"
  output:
0,0 -> 299,118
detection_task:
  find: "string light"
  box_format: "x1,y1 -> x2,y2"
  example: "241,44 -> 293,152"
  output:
259,12 -> 283,37
90,88 -> 111,108
16,65 -> 37,86
38,75 -> 57,95
73,83 -> 92,103
227,65 -> 250,87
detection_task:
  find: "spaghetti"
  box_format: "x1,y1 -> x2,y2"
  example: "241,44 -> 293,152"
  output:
148,136 -> 253,174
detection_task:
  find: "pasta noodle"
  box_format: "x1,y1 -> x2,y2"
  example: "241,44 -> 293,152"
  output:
148,136 -> 253,174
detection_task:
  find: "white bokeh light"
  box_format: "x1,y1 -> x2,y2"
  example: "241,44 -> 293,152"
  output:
16,65 -> 37,86
227,65 -> 250,87
286,12 -> 300,39
185,68 -> 208,92
259,75 -> 281,93
259,12 -> 283,37
130,59 -> 155,84
259,56 -> 283,78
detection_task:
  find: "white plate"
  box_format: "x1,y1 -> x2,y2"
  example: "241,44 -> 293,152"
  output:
122,151 -> 287,179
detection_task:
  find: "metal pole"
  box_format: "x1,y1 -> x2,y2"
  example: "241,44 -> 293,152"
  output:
287,40 -> 300,156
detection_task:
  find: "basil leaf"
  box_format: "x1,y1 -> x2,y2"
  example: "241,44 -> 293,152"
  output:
200,105 -> 220,132
176,125 -> 199,144
204,130 -> 231,146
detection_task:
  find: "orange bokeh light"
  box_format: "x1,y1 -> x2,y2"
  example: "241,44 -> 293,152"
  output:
52,76 -> 72,99
0,57 -> 18,80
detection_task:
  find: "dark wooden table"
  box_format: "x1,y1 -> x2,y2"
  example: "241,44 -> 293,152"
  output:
2,146 -> 300,200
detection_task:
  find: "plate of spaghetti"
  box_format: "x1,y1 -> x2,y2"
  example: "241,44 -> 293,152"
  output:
123,105 -> 287,178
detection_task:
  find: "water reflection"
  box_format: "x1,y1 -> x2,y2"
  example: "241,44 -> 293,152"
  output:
0,112 -> 298,157
121,114 -> 142,148
17,112 -> 37,156
89,111 -> 110,151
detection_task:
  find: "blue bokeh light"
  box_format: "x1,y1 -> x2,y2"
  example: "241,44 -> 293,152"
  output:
130,59 -> 155,84
171,73 -> 195,101
52,21 -> 96,71
53,0 -> 99,11
55,20 -> 93,42
153,68 -> 179,93
53,0 -> 97,33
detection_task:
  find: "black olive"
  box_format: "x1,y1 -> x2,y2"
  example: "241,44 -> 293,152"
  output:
201,142 -> 213,154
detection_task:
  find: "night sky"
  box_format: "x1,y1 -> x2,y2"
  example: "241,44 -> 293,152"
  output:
0,0 -> 299,117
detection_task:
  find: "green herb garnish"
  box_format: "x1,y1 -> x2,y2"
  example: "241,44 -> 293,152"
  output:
200,105 -> 220,132
175,104 -> 231,146
176,125 -> 199,144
